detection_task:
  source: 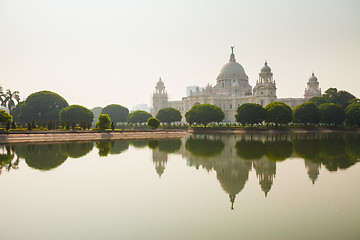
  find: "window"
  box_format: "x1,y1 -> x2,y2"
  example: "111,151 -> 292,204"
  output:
230,104 -> 232,109
222,83 -> 224,88
261,92 -> 263,94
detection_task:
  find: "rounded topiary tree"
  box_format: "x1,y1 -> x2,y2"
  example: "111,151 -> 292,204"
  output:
293,102 -> 321,125
19,91 -> 69,124
96,114 -> 111,130
156,107 -> 182,125
127,110 -> 152,124
185,103 -> 224,127
147,117 -> 160,129
319,103 -> 345,125
101,104 -> 129,123
264,101 -> 293,126
60,105 -> 94,127
345,100 -> 360,127
235,103 -> 265,126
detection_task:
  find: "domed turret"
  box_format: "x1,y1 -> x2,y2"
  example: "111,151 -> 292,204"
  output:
304,72 -> 321,99
155,77 -> 165,93
253,61 -> 277,107
308,72 -> 318,82
261,61 -> 271,73
152,77 -> 168,116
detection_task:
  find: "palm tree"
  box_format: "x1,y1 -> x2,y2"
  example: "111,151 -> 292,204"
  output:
0,86 -> 4,106
2,89 -> 20,115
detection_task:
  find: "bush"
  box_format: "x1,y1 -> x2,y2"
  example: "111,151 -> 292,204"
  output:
147,117 -> 160,129
96,114 -> 111,130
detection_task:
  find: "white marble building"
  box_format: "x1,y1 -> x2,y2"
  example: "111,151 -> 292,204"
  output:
152,47 -> 321,122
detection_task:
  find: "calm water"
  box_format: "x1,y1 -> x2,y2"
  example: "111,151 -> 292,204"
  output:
0,133 -> 359,240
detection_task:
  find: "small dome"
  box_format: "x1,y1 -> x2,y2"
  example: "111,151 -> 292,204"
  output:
309,72 -> 318,82
261,61 -> 271,73
156,77 -> 164,87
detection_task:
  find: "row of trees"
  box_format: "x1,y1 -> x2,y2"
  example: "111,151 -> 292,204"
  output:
3,87 -> 359,130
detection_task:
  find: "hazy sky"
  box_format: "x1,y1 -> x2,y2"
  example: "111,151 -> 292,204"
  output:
1,0 -> 359,110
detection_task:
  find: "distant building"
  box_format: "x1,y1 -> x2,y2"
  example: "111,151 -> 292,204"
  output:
152,47 -> 321,122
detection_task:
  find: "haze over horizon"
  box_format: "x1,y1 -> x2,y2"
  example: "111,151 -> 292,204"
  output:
1,0 -> 359,110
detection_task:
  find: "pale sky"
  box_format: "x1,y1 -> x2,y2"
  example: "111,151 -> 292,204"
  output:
1,0 -> 359,110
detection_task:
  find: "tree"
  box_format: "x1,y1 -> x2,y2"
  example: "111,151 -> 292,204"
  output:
147,117 -> 160,129
59,105 -> 94,127
17,91 -> 68,124
101,104 -> 129,123
293,102 -> 321,124
322,88 -> 338,103
336,90 -> 356,109
264,101 -> 293,126
322,88 -> 356,109
308,96 -> 327,107
1,89 -> 20,115
319,103 -> 345,125
345,100 -> 360,126
96,114 -> 111,130
127,110 -> 152,124
185,104 -> 224,126
156,107 -> 182,125
235,103 -> 265,126
0,110 -> 12,127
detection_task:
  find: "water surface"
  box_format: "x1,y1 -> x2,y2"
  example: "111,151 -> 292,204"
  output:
0,133 -> 359,240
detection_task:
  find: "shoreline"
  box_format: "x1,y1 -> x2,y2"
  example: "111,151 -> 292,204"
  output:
0,127 -> 359,143
0,130 -> 190,144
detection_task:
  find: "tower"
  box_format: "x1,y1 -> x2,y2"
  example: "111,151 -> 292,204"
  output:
152,77 -> 168,116
253,61 -> 277,107
304,72 -> 321,99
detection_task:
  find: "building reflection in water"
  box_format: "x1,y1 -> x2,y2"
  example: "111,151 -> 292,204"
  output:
149,133 -> 360,210
1,132 -> 359,210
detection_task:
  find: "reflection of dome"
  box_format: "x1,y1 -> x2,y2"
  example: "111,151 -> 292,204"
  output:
261,61 -> 271,73
309,72 -> 318,82
214,160 -> 252,210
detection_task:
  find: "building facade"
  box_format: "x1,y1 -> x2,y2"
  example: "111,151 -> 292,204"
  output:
152,47 -> 321,122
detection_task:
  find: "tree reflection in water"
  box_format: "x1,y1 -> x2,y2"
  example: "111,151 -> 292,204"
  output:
14,144 -> 68,171
60,142 -> 94,158
0,144 -> 19,174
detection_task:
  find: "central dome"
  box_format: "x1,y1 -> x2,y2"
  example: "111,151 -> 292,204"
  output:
217,47 -> 247,79
219,62 -> 246,77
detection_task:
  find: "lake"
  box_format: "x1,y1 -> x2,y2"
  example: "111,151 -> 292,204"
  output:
0,132 -> 359,240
